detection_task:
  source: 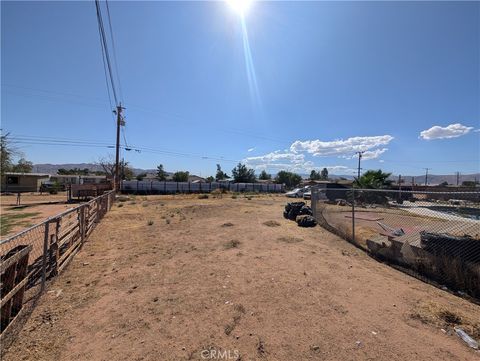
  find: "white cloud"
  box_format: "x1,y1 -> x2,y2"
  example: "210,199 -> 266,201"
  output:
247,147 -> 255,152
243,150 -> 353,174
290,135 -> 394,157
244,151 -> 305,166
419,123 -> 473,140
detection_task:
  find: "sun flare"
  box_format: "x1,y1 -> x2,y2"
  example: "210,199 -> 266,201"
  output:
226,0 -> 253,16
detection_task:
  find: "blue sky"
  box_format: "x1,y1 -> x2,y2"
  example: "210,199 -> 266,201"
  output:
2,0 -> 479,177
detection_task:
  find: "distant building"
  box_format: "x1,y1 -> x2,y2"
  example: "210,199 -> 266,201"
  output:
188,175 -> 206,183
50,174 -> 107,185
1,172 -> 50,193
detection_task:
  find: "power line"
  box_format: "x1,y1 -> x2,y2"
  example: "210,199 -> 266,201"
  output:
95,0 -> 119,105
105,0 -> 123,102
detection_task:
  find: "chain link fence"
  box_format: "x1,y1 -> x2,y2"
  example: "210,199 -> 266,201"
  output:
0,190 -> 116,342
311,187 -> 480,299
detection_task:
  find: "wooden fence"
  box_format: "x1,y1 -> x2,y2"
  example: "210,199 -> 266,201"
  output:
0,190 -> 116,341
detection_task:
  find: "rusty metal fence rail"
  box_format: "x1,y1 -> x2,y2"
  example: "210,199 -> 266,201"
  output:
0,190 -> 115,340
311,187 -> 480,300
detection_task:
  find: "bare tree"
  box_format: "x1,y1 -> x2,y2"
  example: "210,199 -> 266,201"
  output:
96,155 -> 116,178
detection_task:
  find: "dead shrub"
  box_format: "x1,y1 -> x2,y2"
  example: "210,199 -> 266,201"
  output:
224,240 -> 241,249
277,236 -> 304,243
263,220 -> 280,227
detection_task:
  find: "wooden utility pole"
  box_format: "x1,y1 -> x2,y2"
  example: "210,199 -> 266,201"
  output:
114,103 -> 124,192
423,167 -> 430,186
456,171 -> 460,186
355,151 -> 365,179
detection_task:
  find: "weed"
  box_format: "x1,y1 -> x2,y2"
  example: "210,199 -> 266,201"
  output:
277,236 -> 304,243
224,240 -> 241,249
263,220 -> 281,227
0,212 -> 41,236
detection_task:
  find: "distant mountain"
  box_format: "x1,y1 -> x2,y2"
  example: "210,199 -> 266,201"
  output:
33,163 -> 157,176
390,173 -> 480,186
33,164 -> 479,185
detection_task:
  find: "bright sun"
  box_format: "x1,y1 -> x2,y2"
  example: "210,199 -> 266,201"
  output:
226,0 -> 253,16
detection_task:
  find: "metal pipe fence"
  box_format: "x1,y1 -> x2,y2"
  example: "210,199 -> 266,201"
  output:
0,190 -> 116,341
311,187 -> 480,300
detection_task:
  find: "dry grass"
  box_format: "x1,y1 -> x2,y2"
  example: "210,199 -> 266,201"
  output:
277,236 -> 304,243
411,301 -> 480,340
263,220 -> 281,227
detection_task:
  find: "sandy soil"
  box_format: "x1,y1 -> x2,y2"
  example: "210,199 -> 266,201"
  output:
1,192 -> 79,237
3,195 -> 479,361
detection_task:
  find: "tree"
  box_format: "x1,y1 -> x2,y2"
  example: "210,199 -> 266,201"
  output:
439,181 -> 449,187
309,170 -> 320,181
96,155 -> 132,180
259,170 -> 271,180
12,158 -> 33,173
96,155 -> 116,178
136,173 -> 147,181
231,163 -> 256,183
462,180 -> 478,188
354,169 -> 392,189
320,167 -> 329,180
120,161 -> 134,180
206,176 -> 215,182
157,164 -> 167,181
172,171 -> 189,182
275,170 -> 302,188
1,132 -> 15,176
215,164 -> 229,181
354,169 -> 393,204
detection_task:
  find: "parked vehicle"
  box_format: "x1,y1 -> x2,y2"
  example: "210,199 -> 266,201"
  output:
285,187 -> 309,198
40,181 -> 65,193
303,190 -> 311,200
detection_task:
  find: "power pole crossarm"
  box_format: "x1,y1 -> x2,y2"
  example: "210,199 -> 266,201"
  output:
355,151 -> 365,180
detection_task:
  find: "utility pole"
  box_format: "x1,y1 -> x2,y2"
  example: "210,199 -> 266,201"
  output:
456,171 -> 460,186
355,151 -> 365,179
114,103 -> 124,192
423,167 -> 430,187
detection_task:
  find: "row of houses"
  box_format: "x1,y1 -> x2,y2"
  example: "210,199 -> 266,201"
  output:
1,172 -> 108,193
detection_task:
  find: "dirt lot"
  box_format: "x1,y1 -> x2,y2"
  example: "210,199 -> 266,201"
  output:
3,195 -> 479,361
0,192 -> 77,237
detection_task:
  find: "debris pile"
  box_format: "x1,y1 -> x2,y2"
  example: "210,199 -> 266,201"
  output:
283,202 -> 316,227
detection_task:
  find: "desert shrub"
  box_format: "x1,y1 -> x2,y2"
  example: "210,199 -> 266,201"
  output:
198,194 -> 209,199
224,240 -> 241,249
263,220 -> 280,227
147,220 -> 154,226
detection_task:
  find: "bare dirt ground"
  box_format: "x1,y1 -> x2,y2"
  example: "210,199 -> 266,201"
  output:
3,195 -> 479,361
1,192 -> 77,237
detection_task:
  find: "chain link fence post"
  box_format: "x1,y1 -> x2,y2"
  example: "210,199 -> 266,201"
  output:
351,188 -> 355,244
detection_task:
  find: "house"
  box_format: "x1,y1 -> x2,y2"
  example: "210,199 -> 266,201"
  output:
188,175 -> 206,183
50,174 -> 108,185
1,172 -> 50,193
